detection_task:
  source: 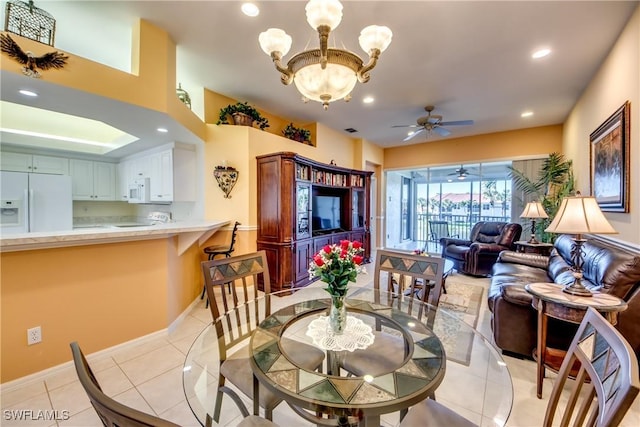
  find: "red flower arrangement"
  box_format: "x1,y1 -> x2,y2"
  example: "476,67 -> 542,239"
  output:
308,240 -> 365,297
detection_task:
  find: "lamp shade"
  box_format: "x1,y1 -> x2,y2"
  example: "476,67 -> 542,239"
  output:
520,202 -> 548,219
545,194 -> 617,235
306,0 -> 343,30
358,25 -> 393,53
259,28 -> 292,56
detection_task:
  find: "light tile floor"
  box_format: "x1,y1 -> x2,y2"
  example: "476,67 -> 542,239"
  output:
2,271 -> 639,427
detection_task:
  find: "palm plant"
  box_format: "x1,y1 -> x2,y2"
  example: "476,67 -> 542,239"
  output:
509,152 -> 575,242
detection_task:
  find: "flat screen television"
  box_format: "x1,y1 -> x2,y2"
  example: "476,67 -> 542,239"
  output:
312,195 -> 341,233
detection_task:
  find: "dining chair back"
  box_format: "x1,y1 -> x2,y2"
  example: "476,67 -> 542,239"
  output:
341,250 -> 445,381
201,250 -> 325,423
375,249 -> 446,319
544,307 -> 640,427
70,342 -> 180,427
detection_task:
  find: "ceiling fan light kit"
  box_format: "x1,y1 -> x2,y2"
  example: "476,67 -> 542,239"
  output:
258,0 -> 392,110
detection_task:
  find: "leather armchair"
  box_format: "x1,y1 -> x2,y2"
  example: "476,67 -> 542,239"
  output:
440,221 -> 522,276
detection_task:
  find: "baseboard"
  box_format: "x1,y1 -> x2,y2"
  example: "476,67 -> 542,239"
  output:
0,295 -> 202,393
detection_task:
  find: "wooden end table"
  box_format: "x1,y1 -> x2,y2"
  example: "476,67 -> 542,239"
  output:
514,241 -> 554,256
525,282 -> 628,398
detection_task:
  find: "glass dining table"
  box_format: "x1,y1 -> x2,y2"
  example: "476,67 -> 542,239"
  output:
183,286 -> 513,427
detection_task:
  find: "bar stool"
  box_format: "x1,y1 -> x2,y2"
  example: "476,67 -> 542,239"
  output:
200,221 -> 240,307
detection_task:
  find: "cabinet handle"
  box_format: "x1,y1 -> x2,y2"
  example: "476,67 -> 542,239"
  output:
33,166 -> 37,170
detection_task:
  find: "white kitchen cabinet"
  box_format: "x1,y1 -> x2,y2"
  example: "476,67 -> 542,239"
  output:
69,159 -> 116,200
117,159 -> 134,201
148,150 -> 174,202
1,152 -> 69,175
131,156 -> 151,180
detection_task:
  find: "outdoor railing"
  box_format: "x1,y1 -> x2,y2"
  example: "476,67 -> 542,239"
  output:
414,213 -> 511,250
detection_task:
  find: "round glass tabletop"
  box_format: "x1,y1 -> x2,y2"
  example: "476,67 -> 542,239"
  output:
183,286 -> 513,426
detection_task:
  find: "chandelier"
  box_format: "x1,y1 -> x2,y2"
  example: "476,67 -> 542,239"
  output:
258,0 -> 392,110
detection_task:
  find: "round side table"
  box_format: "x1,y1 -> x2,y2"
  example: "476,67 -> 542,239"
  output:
525,282 -> 628,398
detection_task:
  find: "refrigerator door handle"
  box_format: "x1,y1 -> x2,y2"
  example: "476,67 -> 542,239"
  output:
28,189 -> 34,232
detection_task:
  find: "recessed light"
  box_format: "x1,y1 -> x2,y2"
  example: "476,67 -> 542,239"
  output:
19,89 -> 38,97
362,96 -> 374,104
532,48 -> 551,59
241,2 -> 259,17
157,127 -> 168,133
521,111 -> 534,118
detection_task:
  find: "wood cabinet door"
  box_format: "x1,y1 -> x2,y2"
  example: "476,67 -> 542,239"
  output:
296,183 -> 311,240
294,240 -> 313,286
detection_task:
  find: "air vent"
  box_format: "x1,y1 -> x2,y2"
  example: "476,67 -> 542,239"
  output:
344,128 -> 358,133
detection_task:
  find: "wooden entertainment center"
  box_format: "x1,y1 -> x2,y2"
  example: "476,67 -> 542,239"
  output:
257,152 -> 372,291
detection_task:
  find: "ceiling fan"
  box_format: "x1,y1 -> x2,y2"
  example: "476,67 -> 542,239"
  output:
448,165 -> 476,180
392,106 -> 474,141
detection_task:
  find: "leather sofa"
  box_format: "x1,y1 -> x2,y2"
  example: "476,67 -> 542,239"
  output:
488,234 -> 640,359
440,221 -> 522,276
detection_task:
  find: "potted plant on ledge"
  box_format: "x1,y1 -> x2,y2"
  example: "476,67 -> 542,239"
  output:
217,101 -> 269,130
282,122 -> 312,144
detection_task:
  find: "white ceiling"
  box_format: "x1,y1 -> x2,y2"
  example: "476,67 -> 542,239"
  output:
0,1 -> 637,158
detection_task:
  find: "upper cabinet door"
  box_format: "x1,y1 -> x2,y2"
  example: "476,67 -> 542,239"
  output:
69,160 -> 116,200
70,159 -> 94,200
149,150 -> 173,202
31,155 -> 69,175
0,153 -> 68,174
1,152 -> 32,172
93,162 -> 116,200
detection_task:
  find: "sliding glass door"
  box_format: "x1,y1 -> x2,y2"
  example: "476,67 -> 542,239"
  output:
387,161 -> 513,252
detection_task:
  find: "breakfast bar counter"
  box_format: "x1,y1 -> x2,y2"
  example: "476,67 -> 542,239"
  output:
0,219 -> 229,254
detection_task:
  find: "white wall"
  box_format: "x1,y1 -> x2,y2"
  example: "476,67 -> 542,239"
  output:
563,5 -> 640,246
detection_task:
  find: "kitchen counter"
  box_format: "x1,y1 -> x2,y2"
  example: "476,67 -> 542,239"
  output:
0,219 -> 230,254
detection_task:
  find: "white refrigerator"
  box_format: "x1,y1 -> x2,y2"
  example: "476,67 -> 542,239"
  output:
1,171 -> 73,234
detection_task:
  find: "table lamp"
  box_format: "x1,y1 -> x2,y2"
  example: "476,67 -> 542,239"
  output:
545,192 -> 617,296
520,201 -> 548,244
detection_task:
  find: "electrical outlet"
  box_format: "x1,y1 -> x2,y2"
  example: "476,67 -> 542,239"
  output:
27,326 -> 41,345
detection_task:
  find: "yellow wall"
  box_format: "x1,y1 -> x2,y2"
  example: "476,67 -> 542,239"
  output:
203,89 -> 316,144
563,6 -> 640,245
0,23 -> 206,142
384,125 -> 563,169
0,239 -> 200,382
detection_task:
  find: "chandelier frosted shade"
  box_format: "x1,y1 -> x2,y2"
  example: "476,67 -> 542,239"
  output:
359,25 -> 393,53
259,28 -> 292,56
306,0 -> 343,30
294,62 -> 358,105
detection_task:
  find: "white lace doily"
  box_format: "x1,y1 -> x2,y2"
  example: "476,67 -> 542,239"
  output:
305,315 -> 375,352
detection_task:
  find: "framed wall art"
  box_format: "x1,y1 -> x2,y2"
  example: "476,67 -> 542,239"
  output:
590,101 -> 630,212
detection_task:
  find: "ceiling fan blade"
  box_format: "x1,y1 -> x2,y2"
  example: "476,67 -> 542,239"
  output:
403,128 -> 425,141
439,120 -> 474,126
432,126 -> 451,137
391,124 -> 420,128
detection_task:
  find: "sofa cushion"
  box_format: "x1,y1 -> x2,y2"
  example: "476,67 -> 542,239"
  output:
477,233 -> 499,244
500,283 -> 536,307
443,244 -> 468,260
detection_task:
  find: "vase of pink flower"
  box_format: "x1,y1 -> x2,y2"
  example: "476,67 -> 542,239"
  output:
308,240 -> 365,334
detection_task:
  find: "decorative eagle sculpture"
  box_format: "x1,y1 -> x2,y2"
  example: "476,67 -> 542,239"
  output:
0,33 -> 68,78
